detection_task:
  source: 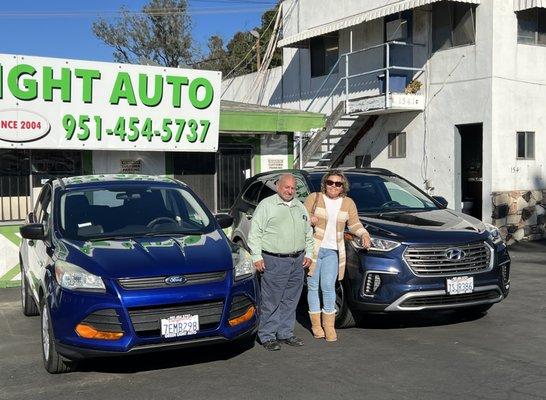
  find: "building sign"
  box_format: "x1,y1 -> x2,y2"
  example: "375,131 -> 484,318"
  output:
120,159 -> 142,174
0,53 -> 221,152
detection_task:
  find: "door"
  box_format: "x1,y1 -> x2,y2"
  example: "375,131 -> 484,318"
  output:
217,146 -> 252,212
457,124 -> 483,220
384,11 -> 414,93
0,150 -> 31,222
27,184 -> 52,299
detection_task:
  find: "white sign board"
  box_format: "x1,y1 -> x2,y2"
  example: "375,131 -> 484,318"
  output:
0,53 -> 221,152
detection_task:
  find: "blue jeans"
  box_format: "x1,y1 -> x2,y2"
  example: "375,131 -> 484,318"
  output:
307,247 -> 338,313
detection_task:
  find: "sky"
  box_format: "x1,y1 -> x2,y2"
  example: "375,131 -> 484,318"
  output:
0,0 -> 277,63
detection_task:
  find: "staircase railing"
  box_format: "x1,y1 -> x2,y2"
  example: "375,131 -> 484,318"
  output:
305,41 -> 425,114
297,41 -> 426,168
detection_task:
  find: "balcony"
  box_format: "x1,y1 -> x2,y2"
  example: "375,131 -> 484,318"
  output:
306,41 -> 425,116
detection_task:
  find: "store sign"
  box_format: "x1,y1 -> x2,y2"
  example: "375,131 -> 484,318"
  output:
0,53 -> 221,152
120,159 -> 142,174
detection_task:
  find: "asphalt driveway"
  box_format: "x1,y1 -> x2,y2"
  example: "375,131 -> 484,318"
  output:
1,241 -> 545,400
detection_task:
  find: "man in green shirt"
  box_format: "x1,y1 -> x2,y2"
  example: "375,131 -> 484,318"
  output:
248,173 -> 314,351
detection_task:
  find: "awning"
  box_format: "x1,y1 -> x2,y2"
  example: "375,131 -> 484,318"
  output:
514,0 -> 546,11
220,100 -> 325,133
278,0 -> 481,48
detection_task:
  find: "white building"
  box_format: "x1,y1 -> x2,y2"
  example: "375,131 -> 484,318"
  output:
222,0 -> 546,242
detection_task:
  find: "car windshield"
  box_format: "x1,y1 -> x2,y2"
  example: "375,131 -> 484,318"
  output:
58,185 -> 214,240
309,173 -> 438,213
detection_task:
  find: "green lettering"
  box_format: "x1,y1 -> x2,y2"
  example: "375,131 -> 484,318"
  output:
189,78 -> 214,110
166,75 -> 188,108
8,64 -> 37,101
109,72 -> 136,105
75,69 -> 101,103
139,74 -> 163,107
43,67 -> 71,102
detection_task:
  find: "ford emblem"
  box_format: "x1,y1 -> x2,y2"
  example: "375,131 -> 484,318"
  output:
445,248 -> 466,261
165,275 -> 187,285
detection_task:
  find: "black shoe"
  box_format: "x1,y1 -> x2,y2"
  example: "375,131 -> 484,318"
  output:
279,336 -> 304,347
262,340 -> 281,351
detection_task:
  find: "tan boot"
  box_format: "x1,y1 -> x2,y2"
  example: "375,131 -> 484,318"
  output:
309,312 -> 325,338
322,311 -> 337,342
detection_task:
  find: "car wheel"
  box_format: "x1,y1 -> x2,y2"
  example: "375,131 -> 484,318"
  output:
20,263 -> 39,317
40,301 -> 74,374
335,279 -> 360,328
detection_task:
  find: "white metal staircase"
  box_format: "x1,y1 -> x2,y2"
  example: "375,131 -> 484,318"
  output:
295,41 -> 425,169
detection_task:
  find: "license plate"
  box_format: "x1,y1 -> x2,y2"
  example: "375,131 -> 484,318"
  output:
446,276 -> 474,295
161,314 -> 199,338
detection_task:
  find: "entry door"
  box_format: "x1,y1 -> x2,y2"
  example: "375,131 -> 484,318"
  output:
457,124 -> 483,220
0,150 -> 31,222
384,11 -> 413,93
217,147 -> 252,212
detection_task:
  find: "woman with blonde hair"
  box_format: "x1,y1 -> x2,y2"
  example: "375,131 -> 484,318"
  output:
303,170 -> 371,341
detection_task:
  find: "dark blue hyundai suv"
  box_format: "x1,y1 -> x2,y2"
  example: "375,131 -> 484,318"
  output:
19,175 -> 258,373
230,169 -> 510,328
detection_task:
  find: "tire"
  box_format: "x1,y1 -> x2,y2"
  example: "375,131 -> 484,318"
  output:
40,301 -> 75,374
335,279 -> 361,328
20,263 -> 39,317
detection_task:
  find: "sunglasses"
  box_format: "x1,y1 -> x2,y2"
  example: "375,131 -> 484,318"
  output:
325,179 -> 344,188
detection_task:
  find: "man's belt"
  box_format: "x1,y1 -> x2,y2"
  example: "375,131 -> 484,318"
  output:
262,250 -> 305,258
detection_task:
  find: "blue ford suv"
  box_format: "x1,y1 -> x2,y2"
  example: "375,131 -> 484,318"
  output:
19,175 -> 258,373
230,169 -> 510,328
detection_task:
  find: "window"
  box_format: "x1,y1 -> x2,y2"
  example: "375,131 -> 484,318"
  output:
310,33 -> 339,77
517,132 -> 535,159
432,2 -> 476,52
355,155 -> 372,168
242,182 -> 263,204
258,181 -> 276,202
388,132 -> 406,158
517,8 -> 546,46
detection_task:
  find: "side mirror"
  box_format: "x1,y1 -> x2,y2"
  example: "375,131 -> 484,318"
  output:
215,214 -> 234,229
20,223 -> 46,241
433,196 -> 449,209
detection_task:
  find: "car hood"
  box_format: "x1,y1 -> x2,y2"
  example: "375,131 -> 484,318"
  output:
57,230 -> 233,279
361,209 -> 490,244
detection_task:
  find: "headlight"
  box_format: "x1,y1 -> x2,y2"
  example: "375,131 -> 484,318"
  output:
351,235 -> 401,252
55,260 -> 105,291
485,223 -> 503,244
233,247 -> 255,281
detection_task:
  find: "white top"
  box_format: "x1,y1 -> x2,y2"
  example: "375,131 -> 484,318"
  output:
321,195 -> 343,250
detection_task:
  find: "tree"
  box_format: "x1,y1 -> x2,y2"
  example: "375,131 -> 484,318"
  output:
92,0 -> 194,68
197,35 -> 228,72
199,3 -> 282,78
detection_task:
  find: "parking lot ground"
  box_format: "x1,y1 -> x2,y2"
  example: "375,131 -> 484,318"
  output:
1,241 -> 545,400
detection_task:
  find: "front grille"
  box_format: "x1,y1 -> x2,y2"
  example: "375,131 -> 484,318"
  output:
128,300 -> 224,338
400,290 -> 500,308
118,271 -> 227,290
404,242 -> 491,276
229,296 -> 254,320
80,309 -> 124,333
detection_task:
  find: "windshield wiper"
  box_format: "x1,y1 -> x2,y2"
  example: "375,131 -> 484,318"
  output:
143,230 -> 203,237
86,235 -> 136,242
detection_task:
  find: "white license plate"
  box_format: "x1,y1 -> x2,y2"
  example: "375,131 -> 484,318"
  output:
161,314 -> 199,338
446,276 -> 474,295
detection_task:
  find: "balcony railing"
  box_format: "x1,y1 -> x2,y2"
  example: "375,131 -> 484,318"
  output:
305,41 -> 426,115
